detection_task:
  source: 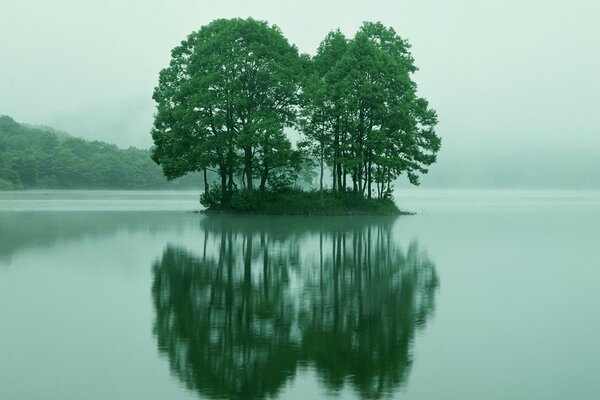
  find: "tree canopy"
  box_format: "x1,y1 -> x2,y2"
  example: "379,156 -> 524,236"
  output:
151,18 -> 303,202
151,18 -> 441,209
301,23 -> 441,199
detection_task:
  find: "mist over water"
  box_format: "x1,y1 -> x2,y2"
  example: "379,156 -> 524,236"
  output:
1,0 -> 599,188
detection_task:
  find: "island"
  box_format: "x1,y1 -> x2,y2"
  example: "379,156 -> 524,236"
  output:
151,18 -> 441,215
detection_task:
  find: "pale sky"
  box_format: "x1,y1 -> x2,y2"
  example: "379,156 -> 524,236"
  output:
1,0 -> 599,187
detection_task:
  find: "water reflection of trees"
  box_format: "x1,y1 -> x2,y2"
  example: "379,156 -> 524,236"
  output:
152,216 -> 438,400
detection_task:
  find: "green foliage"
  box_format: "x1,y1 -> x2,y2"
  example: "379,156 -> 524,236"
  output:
296,157 -> 318,188
0,178 -> 17,190
199,183 -> 223,208
0,115 -> 200,190
299,22 -> 441,198
151,17 -> 304,198
205,188 -> 407,215
151,19 -> 440,212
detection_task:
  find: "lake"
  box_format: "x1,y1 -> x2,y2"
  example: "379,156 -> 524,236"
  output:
0,190 -> 599,399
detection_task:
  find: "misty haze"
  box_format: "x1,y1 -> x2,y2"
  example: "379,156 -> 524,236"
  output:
1,1 -> 599,399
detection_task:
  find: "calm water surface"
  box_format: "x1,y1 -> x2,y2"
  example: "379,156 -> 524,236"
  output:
0,190 -> 599,399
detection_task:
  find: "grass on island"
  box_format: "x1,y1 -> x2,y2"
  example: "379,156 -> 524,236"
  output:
202,188 -> 411,216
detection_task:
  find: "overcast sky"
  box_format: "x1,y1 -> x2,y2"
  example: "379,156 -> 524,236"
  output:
1,0 -> 599,186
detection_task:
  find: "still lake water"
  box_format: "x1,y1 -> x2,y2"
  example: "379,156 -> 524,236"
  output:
0,190 -> 599,399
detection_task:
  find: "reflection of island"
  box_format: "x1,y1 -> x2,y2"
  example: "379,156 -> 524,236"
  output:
152,216 -> 438,399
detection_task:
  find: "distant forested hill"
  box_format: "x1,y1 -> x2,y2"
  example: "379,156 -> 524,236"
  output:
0,115 -> 200,190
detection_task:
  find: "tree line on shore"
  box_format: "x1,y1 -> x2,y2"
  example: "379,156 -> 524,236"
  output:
0,115 -> 199,190
151,18 -> 441,208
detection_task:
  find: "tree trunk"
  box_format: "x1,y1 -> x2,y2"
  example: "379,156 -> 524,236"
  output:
227,168 -> 234,193
332,160 -> 337,192
244,146 -> 253,191
358,161 -> 365,195
367,159 -> 372,199
320,142 -> 324,209
259,163 -> 268,191
203,167 -> 209,195
337,162 -> 343,192
227,136 -> 235,193
220,167 -> 227,202
333,122 -> 339,192
361,162 -> 367,195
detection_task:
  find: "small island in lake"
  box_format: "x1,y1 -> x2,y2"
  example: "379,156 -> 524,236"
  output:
150,18 -> 441,215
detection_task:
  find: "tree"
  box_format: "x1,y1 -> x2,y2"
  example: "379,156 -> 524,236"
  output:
151,18 -> 303,202
0,115 -> 196,190
298,31 -> 348,205
150,20 -> 441,211
313,30 -> 349,192
301,23 -> 441,199
298,73 -> 329,207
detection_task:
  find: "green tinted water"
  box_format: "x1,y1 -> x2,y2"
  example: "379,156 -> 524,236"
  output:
0,190 -> 598,399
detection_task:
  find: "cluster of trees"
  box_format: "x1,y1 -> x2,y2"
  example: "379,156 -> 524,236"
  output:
152,217 -> 439,399
0,115 -> 199,190
151,18 -> 440,206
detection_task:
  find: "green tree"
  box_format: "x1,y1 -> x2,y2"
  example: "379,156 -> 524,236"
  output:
298,73 -> 329,207
301,23 -> 441,199
151,18 -> 303,202
0,115 -> 198,190
299,30 -> 349,205
313,30 -> 349,192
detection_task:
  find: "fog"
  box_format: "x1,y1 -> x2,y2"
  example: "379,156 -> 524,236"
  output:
1,0 -> 599,188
